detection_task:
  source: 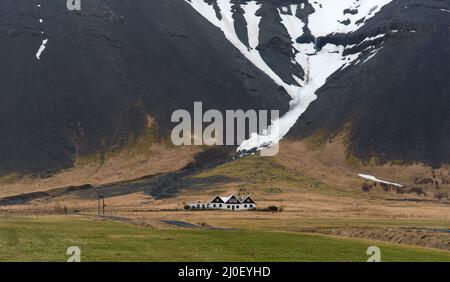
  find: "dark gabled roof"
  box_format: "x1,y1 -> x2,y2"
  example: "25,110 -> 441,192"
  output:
224,195 -> 241,204
209,196 -> 224,204
208,195 -> 255,204
242,196 -> 255,204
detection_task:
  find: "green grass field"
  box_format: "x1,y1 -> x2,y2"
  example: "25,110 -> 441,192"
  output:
1,216 -> 450,262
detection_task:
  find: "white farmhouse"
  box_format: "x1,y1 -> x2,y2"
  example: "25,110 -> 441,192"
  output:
186,195 -> 256,211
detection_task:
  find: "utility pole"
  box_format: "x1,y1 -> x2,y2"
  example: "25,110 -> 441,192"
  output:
98,195 -> 105,215
97,196 -> 101,215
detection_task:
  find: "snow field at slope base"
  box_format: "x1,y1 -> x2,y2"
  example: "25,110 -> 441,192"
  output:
358,174 -> 404,187
186,0 -> 392,153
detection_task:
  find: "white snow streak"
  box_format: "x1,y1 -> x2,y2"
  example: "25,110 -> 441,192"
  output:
358,174 -> 404,187
278,5 -> 304,42
187,0 -> 299,97
307,0 -> 392,37
362,51 -> 376,64
35,3 -> 48,60
186,0 -> 392,153
36,39 -> 48,60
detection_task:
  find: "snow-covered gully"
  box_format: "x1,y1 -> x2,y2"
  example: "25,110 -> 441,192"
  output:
186,0 -> 393,154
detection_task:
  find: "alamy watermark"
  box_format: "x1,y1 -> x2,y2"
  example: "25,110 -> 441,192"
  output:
367,246 -> 381,262
66,246 -> 81,262
171,102 -> 280,156
67,0 -> 81,11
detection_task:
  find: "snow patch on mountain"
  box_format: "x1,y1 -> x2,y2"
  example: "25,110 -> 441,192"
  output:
186,0 -> 299,96
35,2 -> 48,60
36,39 -> 48,60
278,5 -> 304,43
186,0 -> 392,154
307,0 -> 393,37
358,174 -> 404,187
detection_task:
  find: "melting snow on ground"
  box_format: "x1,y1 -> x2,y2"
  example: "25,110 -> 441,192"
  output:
358,174 -> 404,187
186,0 -> 392,154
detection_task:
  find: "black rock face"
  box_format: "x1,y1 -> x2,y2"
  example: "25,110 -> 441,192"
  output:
257,1 -> 304,85
1,0 -> 449,175
0,0 -> 290,174
290,0 -> 450,167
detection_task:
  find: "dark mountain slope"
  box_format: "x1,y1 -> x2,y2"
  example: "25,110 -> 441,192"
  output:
0,0 -> 290,174
290,0 -> 450,167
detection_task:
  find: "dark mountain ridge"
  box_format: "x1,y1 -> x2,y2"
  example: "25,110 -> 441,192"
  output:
289,0 -> 450,167
1,0 -> 449,176
0,0 -> 290,174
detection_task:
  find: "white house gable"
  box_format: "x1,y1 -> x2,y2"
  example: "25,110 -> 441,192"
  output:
210,196 -> 225,204
224,195 -> 241,205
242,196 -> 255,204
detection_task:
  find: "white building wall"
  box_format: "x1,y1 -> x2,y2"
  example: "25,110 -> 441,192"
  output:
187,202 -> 256,210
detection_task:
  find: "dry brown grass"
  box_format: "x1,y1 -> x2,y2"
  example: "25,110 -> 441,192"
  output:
2,136 -> 450,252
0,145 -> 202,198
276,137 -> 450,195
